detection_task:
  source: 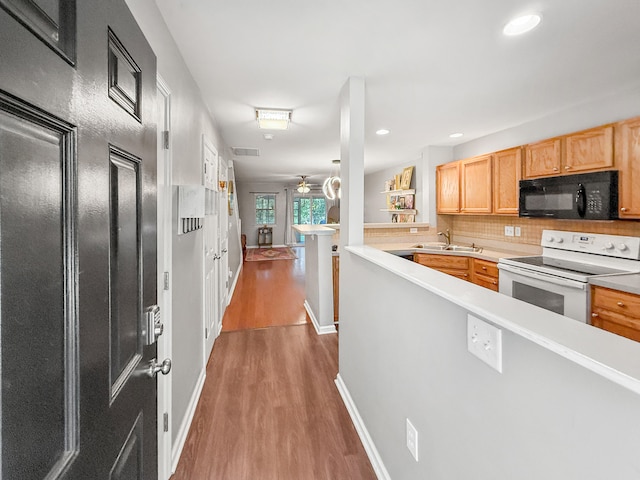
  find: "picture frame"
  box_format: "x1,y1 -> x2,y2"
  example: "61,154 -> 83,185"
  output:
405,194 -> 414,210
400,166 -> 414,190
228,180 -> 234,216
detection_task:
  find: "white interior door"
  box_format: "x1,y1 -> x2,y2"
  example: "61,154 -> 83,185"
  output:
218,158 -> 229,333
203,138 -> 220,360
157,76 -> 173,480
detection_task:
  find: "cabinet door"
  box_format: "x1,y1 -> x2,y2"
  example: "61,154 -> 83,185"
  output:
436,162 -> 460,213
524,138 -> 562,178
564,125 -> 613,174
460,155 -> 492,214
615,117 -> 640,218
493,147 -> 522,215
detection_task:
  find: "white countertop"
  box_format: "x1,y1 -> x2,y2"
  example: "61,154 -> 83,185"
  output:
345,244 -> 640,396
292,224 -> 335,236
370,242 -> 529,262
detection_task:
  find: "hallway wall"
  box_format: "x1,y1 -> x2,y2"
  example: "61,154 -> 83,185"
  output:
125,0 -> 242,462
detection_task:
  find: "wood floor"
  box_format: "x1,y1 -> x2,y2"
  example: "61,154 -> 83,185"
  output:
170,247 -> 376,480
222,246 -> 308,331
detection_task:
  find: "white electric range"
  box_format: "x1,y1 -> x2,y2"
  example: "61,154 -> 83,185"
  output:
498,230 -> 640,323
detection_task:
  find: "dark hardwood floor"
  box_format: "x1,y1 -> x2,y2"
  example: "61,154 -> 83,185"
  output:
171,247 -> 376,479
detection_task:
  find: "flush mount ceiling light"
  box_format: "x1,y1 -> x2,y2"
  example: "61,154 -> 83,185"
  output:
256,109 -> 291,130
449,132 -> 464,138
376,129 -> 390,135
263,133 -> 274,140
503,14 -> 541,36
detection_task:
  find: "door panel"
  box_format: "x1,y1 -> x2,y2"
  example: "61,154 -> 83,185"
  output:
109,147 -> 143,400
1,1 -> 158,478
0,92 -> 78,480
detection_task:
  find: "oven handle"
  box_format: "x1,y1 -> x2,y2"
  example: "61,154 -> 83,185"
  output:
497,263 -> 587,290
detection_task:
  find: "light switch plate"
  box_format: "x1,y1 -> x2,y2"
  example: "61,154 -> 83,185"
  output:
410,227 -> 418,234
467,314 -> 503,373
505,226 -> 515,237
406,418 -> 419,461
515,226 -> 521,237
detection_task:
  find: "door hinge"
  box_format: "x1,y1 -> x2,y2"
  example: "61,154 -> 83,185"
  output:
163,272 -> 170,290
162,130 -> 170,149
163,413 -> 169,432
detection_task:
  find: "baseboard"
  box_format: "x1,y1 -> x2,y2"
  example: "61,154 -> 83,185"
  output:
304,300 -> 337,335
171,368 -> 206,473
335,374 -> 391,480
227,262 -> 242,306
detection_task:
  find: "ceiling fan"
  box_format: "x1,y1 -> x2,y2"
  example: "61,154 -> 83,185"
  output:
297,175 -> 312,193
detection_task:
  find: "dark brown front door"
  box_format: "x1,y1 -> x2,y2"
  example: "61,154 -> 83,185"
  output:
0,1 -> 158,478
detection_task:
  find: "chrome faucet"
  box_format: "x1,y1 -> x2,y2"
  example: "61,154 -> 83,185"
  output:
437,229 -> 451,246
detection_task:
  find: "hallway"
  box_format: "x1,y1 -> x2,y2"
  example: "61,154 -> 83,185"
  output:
171,247 -> 376,479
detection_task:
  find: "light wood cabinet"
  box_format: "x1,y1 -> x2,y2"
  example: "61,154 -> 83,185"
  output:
564,125 -> 614,173
524,138 -> 562,178
460,155 -> 492,214
471,259 -> 499,291
436,162 -> 460,213
413,253 -> 470,281
615,117 -> 640,219
492,147 -> 522,215
591,286 -> 640,342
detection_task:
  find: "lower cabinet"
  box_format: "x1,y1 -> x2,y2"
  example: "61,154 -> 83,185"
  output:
591,286 -> 640,342
413,253 -> 470,281
471,258 -> 499,291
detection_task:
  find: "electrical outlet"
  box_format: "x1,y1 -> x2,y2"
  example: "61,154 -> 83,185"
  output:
406,418 -> 419,461
467,314 -> 503,373
410,227 -> 418,234
504,226 -> 515,237
515,226 -> 521,237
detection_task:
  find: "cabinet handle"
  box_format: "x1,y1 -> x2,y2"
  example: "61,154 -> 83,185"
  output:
621,207 -> 627,212
482,266 -> 487,270
553,167 -> 559,171
591,313 -> 599,318
565,166 -> 571,170
492,280 -> 497,285
617,301 -> 625,307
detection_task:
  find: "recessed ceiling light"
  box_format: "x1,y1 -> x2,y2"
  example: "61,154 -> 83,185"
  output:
449,132 -> 464,138
503,14 -> 541,36
263,133 -> 274,140
376,129 -> 390,135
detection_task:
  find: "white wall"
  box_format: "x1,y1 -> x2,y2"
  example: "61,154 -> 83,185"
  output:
339,250 -> 640,479
125,0 -> 241,449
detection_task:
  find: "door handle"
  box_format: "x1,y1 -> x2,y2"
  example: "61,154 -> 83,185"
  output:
144,305 -> 164,345
222,249 -> 228,253
147,358 -> 172,378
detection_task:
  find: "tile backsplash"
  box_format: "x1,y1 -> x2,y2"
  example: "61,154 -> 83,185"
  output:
441,215 -> 640,253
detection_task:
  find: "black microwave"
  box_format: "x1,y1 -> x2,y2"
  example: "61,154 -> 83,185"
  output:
519,170 -> 618,220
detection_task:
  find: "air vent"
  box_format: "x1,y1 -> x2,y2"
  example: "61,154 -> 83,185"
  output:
232,147 -> 260,157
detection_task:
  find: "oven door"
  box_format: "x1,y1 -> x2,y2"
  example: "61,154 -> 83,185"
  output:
498,263 -> 589,322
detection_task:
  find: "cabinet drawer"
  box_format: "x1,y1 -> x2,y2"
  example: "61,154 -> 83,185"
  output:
473,272 -> 498,291
472,258 -> 498,278
413,253 -> 469,270
592,286 -> 640,319
591,308 -> 640,342
437,267 -> 470,281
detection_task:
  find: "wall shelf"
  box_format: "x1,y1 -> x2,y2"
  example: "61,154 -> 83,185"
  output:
380,209 -> 417,214
380,189 -> 416,195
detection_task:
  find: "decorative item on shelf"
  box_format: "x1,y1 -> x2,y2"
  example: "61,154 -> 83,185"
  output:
405,194 -> 414,209
400,166 -> 414,190
219,180 -> 227,190
392,213 -> 398,223
395,174 -> 401,190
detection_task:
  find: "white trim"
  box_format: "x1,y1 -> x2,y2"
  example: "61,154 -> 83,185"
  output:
334,374 -> 391,480
227,261 -> 242,306
171,368 -> 206,474
304,300 -> 336,335
246,244 -> 287,249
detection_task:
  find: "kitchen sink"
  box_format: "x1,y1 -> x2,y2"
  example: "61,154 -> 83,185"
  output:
413,243 -> 482,253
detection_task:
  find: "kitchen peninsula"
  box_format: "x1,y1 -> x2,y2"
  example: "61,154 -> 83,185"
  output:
293,224 -> 336,334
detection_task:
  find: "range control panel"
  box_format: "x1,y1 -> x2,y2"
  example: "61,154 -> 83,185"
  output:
541,230 -> 640,259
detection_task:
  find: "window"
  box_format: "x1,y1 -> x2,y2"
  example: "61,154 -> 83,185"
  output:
293,196 -> 327,225
255,194 -> 276,224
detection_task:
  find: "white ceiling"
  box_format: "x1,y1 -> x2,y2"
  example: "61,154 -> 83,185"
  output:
155,0 -> 640,185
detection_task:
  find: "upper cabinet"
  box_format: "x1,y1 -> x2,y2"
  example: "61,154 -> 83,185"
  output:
436,162 -> 460,213
524,138 -> 562,178
523,125 -> 614,179
460,155 -> 492,214
492,147 -> 522,215
564,125 -> 613,173
615,117 -> 640,219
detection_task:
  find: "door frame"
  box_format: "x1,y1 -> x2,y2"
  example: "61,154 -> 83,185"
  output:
157,74 -> 173,480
